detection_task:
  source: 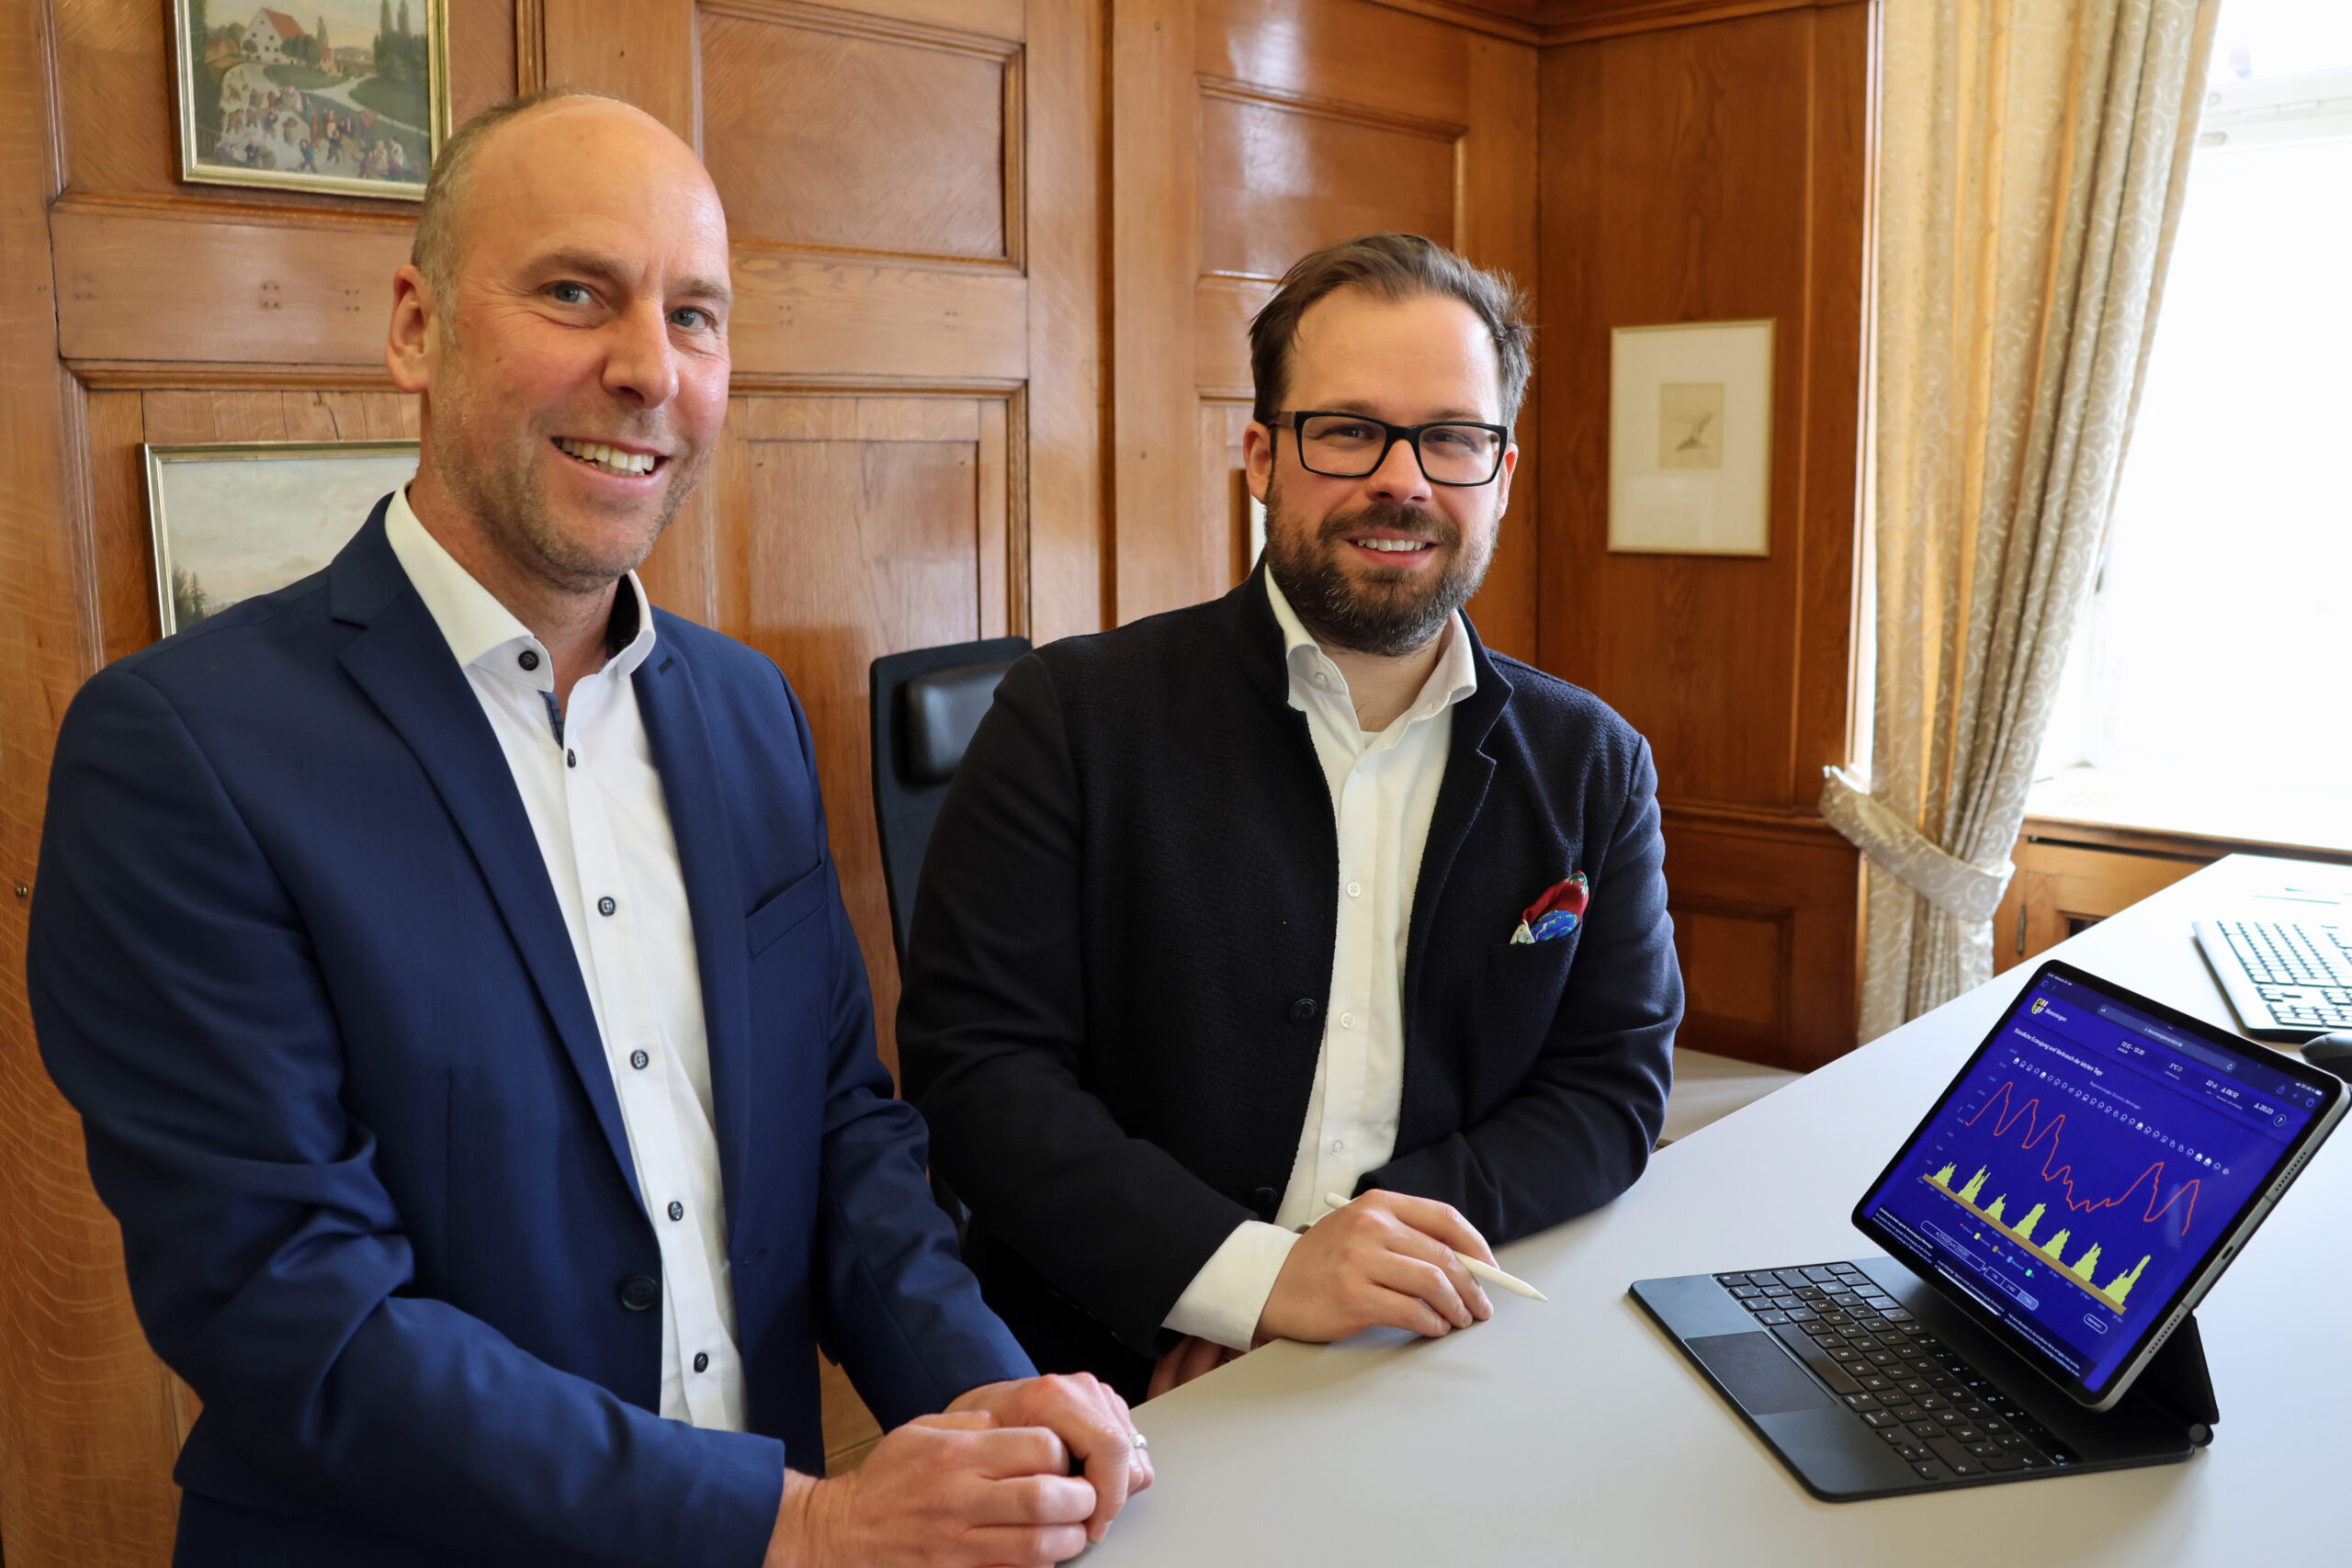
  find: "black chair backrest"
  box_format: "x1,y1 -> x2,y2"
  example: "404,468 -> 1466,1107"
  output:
869,637 -> 1030,964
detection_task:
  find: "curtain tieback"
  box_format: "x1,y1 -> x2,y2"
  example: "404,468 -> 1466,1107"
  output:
1817,766 -> 2015,924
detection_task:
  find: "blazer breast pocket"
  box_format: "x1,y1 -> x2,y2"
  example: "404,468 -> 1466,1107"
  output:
745,863 -> 828,957
1482,931 -> 1581,1031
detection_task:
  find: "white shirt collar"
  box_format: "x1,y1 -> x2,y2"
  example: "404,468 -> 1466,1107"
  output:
382,485 -> 657,687
1263,567 -> 1477,729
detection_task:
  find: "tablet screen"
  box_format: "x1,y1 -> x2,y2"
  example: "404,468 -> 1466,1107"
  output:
1854,963 -> 2334,1401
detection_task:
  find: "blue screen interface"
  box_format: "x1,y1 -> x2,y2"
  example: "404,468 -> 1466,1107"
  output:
1859,971 -> 2324,1390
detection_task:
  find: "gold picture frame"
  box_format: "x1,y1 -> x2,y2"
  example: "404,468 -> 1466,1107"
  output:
173,0 -> 451,201
145,441 -> 419,637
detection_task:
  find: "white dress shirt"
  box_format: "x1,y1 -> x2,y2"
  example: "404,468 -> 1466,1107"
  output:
1162,570 -> 1479,1351
385,489 -> 745,1430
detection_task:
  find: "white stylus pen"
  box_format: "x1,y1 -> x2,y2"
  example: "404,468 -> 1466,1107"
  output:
1322,1193 -> 1550,1302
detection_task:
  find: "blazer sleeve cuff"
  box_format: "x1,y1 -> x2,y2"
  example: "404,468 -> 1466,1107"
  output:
1160,1221 -> 1299,1352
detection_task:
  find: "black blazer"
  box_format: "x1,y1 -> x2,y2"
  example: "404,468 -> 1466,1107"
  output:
899,568 -> 1682,1395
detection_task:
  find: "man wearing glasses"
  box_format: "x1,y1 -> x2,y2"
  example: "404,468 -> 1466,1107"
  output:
899,233 -> 1683,1400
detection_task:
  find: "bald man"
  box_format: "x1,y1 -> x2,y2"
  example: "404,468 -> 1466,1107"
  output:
28,91 -> 1145,1568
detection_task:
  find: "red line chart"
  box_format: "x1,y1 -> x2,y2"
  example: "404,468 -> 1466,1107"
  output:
1957,1080 -> 2203,1237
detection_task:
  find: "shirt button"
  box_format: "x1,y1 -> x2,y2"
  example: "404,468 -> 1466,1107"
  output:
667,1201 -> 684,1222
1340,1011 -> 1356,1030
567,749 -> 577,768
518,649 -> 540,671
693,1351 -> 710,1373
597,896 -> 617,917
629,1048 -> 650,1070
1329,1139 -> 1345,1155
1346,880 -> 1362,897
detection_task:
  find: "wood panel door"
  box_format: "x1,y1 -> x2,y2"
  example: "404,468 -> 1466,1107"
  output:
1,0 -> 1101,1560
1110,0 -> 1542,659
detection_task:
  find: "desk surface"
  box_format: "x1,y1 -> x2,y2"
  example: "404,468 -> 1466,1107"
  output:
1106,854 -> 2351,1566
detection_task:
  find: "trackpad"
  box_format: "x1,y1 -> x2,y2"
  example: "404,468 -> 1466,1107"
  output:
1688,1332 -> 1838,1415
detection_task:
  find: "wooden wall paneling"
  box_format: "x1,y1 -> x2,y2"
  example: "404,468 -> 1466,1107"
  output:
52,199 -> 413,375
1456,31 -> 1539,660
4,2 -> 181,1559
538,0 -> 700,143
700,1 -> 1018,265
1536,2 -> 1871,1066
720,394 -> 1000,1077
1108,0 -> 1201,625
1020,0 -> 1103,642
1664,811 -> 1860,1069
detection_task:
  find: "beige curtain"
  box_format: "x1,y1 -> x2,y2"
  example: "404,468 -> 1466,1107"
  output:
1823,0 -> 2219,1040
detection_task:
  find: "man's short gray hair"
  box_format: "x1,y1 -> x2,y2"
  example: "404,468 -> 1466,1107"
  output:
409,86 -> 615,341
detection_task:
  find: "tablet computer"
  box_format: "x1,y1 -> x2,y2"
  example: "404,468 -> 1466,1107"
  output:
1851,958 -> 2346,1411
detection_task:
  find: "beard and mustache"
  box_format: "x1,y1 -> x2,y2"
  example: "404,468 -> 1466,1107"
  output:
1261,476 -> 1498,658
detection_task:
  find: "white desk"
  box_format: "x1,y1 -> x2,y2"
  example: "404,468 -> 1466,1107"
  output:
1108,854 -> 2351,1566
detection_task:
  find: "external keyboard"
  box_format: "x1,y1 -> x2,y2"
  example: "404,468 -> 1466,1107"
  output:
1717,1262 -> 2077,1483
2197,919 -> 2352,1034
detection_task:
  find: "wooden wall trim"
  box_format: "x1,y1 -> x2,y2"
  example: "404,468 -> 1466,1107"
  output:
1194,73 -> 1469,144
1536,0 -> 1844,48
66,362 -> 395,390
1361,0 -> 1543,45
702,0 -> 1022,60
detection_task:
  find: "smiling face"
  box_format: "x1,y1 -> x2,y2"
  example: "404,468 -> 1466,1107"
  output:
391,98 -> 732,594
1245,288 -> 1517,658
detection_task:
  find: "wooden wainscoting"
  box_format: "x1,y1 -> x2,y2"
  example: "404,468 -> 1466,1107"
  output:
1537,2 -> 1874,1068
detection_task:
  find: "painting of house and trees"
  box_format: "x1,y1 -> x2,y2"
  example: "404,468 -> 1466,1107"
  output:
175,1 -> 446,199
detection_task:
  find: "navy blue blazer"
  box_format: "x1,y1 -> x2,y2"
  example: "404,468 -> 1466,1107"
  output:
900,567 -> 1683,1397
28,502 -> 1030,1566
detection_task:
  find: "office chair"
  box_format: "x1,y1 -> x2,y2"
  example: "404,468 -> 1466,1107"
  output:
868,635 -> 1031,1243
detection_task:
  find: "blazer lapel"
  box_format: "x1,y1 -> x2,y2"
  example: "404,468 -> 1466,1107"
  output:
1403,617 -> 1513,1006
329,510 -> 644,1209
631,642 -> 752,1236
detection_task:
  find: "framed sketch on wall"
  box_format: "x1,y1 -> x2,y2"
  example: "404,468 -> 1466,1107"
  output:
1608,320 -> 1775,557
145,441 -> 419,637
173,0 -> 449,199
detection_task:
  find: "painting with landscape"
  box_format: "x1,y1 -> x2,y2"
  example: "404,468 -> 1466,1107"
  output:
175,0 -> 445,198
145,443 -> 419,637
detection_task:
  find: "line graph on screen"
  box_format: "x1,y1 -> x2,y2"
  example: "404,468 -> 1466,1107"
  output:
1918,1080 -> 2199,1314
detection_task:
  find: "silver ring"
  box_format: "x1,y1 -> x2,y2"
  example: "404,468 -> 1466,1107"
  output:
1131,1432 -> 1149,1450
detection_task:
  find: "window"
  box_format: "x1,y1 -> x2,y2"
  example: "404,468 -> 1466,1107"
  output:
2035,0 -> 2352,848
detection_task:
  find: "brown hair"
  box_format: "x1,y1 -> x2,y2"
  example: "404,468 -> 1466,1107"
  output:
409,86 -> 612,341
1248,232 -> 1533,430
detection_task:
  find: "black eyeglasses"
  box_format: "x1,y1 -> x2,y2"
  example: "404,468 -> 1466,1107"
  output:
1272,411 -> 1510,487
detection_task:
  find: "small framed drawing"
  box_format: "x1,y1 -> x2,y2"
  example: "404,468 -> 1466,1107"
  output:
173,0 -> 449,200
1608,320 -> 1775,557
145,441 -> 419,637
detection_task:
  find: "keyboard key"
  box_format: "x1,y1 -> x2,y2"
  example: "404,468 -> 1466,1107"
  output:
1982,1453 -> 2023,1472
1897,1442 -> 1934,1462
1862,1411 -> 1898,1428
1966,1441 -> 2001,1459
1859,1375 -> 1894,1392
1844,1393 -> 1882,1412
1894,1405 -> 1928,1423
1755,1310 -> 1791,1325
1913,1462 -> 1948,1481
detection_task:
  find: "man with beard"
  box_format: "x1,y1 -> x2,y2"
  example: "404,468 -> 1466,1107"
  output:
29,91 -> 1148,1566
899,233 -> 1684,1402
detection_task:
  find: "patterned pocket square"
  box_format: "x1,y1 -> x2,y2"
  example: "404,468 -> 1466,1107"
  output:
1510,872 -> 1589,944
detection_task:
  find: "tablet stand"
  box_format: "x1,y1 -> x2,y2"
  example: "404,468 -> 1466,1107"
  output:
2128,1312 -> 2219,1446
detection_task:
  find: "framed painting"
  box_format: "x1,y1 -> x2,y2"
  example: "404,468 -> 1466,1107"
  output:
173,0 -> 449,199
1608,320 -> 1776,558
144,441 -> 420,637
